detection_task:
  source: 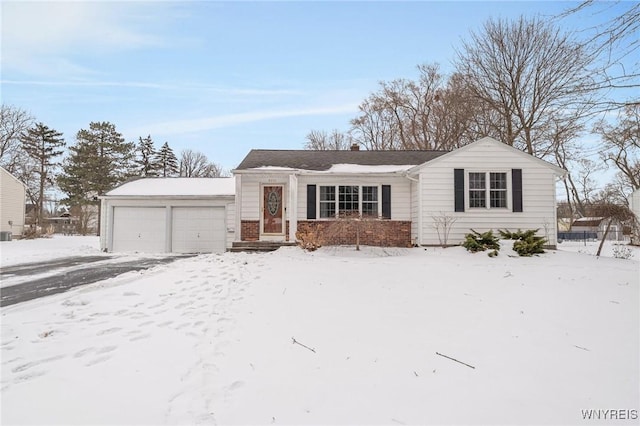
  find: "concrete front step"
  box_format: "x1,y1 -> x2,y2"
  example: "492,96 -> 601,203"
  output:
230,241 -> 298,252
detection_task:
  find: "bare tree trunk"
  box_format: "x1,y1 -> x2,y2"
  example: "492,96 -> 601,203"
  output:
596,219 -> 613,257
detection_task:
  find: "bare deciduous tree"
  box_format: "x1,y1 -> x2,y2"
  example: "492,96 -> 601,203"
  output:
589,202 -> 635,257
350,95 -> 400,150
349,63 -> 483,151
558,1 -> 639,110
454,16 -> 596,158
0,104 -> 34,173
304,129 -> 352,150
594,104 -> 640,190
179,149 -> 224,177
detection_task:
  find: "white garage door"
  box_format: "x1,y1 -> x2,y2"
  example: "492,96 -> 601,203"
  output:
112,207 -> 166,252
171,207 -> 226,253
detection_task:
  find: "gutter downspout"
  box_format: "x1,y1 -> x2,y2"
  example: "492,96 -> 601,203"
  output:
234,174 -> 242,242
403,172 -> 422,246
289,173 -> 298,242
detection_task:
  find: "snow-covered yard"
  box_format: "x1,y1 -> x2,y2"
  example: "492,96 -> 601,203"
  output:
1,236 -> 638,425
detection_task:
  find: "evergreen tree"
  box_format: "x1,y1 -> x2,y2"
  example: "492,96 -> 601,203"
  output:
136,135 -> 159,177
20,122 -> 65,226
157,141 -> 179,177
59,121 -> 135,206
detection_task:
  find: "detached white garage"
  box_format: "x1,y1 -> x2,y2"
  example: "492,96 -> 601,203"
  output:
100,178 -> 235,253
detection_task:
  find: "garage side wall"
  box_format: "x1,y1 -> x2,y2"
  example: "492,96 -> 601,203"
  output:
0,168 -> 26,237
102,196 -> 235,253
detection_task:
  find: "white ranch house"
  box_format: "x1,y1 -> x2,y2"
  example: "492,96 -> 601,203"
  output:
101,137 -> 566,253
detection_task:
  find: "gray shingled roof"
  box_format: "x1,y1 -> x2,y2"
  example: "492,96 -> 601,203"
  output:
235,149 -> 449,171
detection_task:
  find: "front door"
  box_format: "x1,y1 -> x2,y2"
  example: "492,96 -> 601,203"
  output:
262,185 -> 284,235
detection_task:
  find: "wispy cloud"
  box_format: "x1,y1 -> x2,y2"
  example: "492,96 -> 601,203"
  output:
127,103 -> 360,136
0,79 -> 305,97
1,2 -> 175,77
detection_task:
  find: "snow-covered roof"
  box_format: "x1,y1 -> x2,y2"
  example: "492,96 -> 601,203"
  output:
574,217 -> 604,222
235,149 -> 447,171
572,217 -> 604,227
324,164 -> 415,173
250,164 -> 416,173
105,177 -> 235,197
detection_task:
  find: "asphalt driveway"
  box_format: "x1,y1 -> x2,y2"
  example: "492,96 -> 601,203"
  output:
0,255 -> 193,307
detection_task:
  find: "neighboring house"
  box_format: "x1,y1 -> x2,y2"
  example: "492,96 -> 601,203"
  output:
570,217 -> 624,241
233,137 -> 566,248
557,217 -> 573,232
100,178 -> 235,253
44,212 -> 78,235
0,166 -> 26,239
630,189 -> 640,220
630,189 -> 640,245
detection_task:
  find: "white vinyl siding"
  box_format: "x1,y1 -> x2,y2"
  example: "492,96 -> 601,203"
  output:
415,139 -> 561,247
0,168 -> 26,236
630,189 -> 640,219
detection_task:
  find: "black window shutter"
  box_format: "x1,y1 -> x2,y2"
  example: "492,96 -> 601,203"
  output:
307,185 -> 316,219
382,185 -> 391,219
454,169 -> 465,212
512,169 -> 523,212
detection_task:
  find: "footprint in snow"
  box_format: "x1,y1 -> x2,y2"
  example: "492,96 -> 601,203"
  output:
74,347 -> 95,358
12,355 -> 65,373
85,355 -> 112,367
97,327 -> 122,336
175,322 -> 191,330
96,346 -> 117,354
230,380 -> 244,390
13,370 -> 47,383
2,357 -> 23,365
129,333 -> 151,342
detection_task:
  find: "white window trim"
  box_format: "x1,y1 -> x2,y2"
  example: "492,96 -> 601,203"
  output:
317,184 -> 382,219
467,171 -> 510,210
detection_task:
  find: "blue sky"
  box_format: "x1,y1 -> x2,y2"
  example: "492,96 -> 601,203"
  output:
0,1 -> 626,173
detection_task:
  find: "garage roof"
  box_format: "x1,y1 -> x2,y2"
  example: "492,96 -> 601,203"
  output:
105,177 -> 235,197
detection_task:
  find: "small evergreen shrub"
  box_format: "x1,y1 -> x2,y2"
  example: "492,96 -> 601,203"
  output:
499,229 -> 539,240
502,229 -> 546,257
463,229 -> 500,255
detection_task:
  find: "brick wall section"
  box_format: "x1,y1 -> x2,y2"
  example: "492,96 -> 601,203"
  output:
297,220 -> 412,247
240,220 -> 290,241
241,220 -> 259,241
